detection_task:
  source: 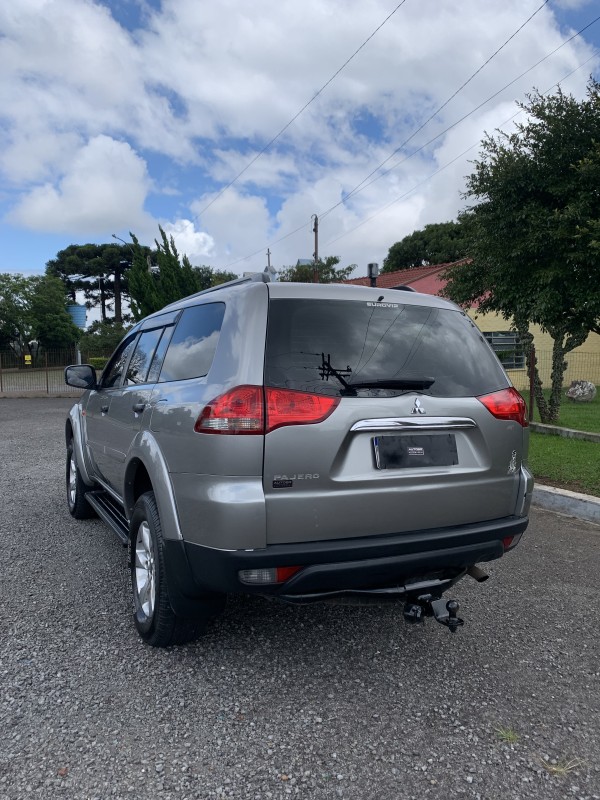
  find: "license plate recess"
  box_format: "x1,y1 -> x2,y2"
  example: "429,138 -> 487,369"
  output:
373,434 -> 458,470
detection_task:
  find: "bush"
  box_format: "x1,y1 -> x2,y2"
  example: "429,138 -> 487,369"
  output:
88,357 -> 108,370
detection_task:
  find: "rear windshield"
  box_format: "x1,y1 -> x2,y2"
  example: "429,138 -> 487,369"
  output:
264,299 -> 509,398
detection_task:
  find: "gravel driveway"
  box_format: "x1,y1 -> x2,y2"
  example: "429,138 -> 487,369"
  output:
1,398 -> 599,800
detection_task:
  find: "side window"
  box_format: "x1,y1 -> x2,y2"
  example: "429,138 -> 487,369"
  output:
101,336 -> 137,389
147,326 -> 174,384
159,303 -> 225,382
125,329 -> 163,386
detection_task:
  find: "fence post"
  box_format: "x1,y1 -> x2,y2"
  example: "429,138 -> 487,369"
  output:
528,345 -> 536,423
45,351 -> 49,394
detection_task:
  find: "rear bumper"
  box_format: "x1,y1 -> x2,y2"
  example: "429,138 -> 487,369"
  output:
176,515 -> 528,599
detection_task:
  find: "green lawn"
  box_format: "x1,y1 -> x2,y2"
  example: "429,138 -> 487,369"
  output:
531,390 -> 600,433
527,432 -> 600,497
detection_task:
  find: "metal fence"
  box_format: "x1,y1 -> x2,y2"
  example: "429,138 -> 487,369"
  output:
506,349 -> 600,393
1,346 -> 599,396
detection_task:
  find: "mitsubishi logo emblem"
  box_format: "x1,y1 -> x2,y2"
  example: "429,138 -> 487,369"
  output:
411,398 -> 427,415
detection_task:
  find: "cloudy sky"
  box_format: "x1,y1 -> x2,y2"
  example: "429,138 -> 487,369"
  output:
1,0 -> 599,280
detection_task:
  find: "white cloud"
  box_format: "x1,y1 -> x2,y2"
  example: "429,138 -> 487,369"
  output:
0,0 -> 598,275
161,219 -> 216,262
8,135 -> 153,233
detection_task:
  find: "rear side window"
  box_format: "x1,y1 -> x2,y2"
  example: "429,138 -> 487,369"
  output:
265,299 -> 509,398
125,328 -> 163,385
159,303 -> 225,382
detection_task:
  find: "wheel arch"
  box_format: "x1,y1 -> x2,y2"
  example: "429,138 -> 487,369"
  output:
125,431 -> 183,541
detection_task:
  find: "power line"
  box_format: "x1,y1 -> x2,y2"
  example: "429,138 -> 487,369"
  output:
187,0 -> 409,227
320,0 -> 551,219
323,48 -> 600,248
319,12 -> 600,220
218,13 -> 600,271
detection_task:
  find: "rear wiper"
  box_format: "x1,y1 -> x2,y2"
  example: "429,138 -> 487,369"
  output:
342,378 -> 435,395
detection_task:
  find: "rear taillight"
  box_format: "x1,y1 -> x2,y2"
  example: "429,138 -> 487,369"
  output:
194,385 -> 264,434
194,386 -> 339,434
265,387 -> 339,433
477,388 -> 528,427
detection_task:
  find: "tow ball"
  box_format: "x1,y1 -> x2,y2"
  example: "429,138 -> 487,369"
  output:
403,597 -> 465,633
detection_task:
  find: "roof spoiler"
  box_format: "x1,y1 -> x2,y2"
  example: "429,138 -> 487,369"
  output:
389,284 -> 416,292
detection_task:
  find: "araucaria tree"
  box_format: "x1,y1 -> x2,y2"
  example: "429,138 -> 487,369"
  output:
444,81 -> 600,423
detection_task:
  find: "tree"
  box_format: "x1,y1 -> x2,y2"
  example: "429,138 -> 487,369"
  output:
78,320 -> 131,357
29,276 -> 80,349
0,274 -> 37,353
278,256 -> 355,283
193,266 -> 238,291
46,242 -> 151,323
383,221 -> 467,272
0,273 -> 79,355
444,81 -> 600,423
127,227 -> 236,320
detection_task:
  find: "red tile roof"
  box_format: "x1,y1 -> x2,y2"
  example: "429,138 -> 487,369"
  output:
344,259 -> 469,291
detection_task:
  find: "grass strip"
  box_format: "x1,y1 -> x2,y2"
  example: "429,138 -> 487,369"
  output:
532,391 -> 599,433
528,432 -> 600,497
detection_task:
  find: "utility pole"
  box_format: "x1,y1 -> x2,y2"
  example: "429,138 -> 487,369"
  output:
266,248 -> 271,269
312,214 -> 319,283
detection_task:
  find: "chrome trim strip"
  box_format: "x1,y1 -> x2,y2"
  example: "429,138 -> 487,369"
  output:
350,416 -> 477,432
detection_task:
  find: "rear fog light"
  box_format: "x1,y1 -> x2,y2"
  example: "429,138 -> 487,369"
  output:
238,566 -> 302,585
503,533 -> 522,551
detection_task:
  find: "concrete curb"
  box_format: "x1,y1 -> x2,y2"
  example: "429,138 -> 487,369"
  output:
530,422 -> 600,444
532,484 -> 600,526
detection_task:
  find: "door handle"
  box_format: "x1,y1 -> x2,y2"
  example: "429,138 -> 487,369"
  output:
101,404 -> 109,414
132,402 -> 146,414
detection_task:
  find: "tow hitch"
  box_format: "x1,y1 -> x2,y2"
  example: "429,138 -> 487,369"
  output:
403,597 -> 464,633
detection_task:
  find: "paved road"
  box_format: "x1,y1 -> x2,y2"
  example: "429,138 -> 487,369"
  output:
1,398 -> 599,800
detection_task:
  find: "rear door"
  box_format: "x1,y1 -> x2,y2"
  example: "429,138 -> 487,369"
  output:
262,294 -> 527,545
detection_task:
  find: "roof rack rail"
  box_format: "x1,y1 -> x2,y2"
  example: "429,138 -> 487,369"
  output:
161,269 -> 271,310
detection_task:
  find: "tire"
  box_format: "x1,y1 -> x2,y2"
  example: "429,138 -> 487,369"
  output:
130,491 -> 215,647
66,442 -> 95,519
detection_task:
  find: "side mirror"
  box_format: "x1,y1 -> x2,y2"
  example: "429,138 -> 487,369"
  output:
64,364 -> 97,390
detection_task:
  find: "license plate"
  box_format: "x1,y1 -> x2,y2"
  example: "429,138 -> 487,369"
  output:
373,434 -> 458,470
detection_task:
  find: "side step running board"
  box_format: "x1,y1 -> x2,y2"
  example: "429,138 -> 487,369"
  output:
86,490 -> 129,546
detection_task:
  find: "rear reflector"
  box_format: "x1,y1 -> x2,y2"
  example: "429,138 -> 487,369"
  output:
195,386 -> 339,434
477,388 -> 528,427
503,533 -> 522,551
238,566 -> 302,585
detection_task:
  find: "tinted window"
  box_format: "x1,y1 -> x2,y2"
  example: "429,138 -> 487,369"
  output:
125,329 -> 163,385
265,299 -> 509,398
101,336 -> 137,389
147,327 -> 174,384
159,303 -> 225,382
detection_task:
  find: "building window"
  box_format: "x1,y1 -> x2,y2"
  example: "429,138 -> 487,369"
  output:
483,331 -> 525,369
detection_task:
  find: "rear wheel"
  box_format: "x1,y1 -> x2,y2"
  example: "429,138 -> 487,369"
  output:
66,442 -> 95,519
130,491 -> 217,647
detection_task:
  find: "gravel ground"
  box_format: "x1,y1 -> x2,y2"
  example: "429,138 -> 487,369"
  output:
1,398 -> 599,800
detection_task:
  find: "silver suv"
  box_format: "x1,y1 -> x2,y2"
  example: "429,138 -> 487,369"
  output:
65,275 -> 533,646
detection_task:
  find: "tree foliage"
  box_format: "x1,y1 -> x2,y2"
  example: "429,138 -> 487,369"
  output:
30,276 -> 81,349
127,227 -> 238,320
383,221 -> 467,272
278,256 -> 355,283
444,81 -> 600,423
78,320 -> 131,357
46,242 -> 148,323
0,273 -> 79,354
